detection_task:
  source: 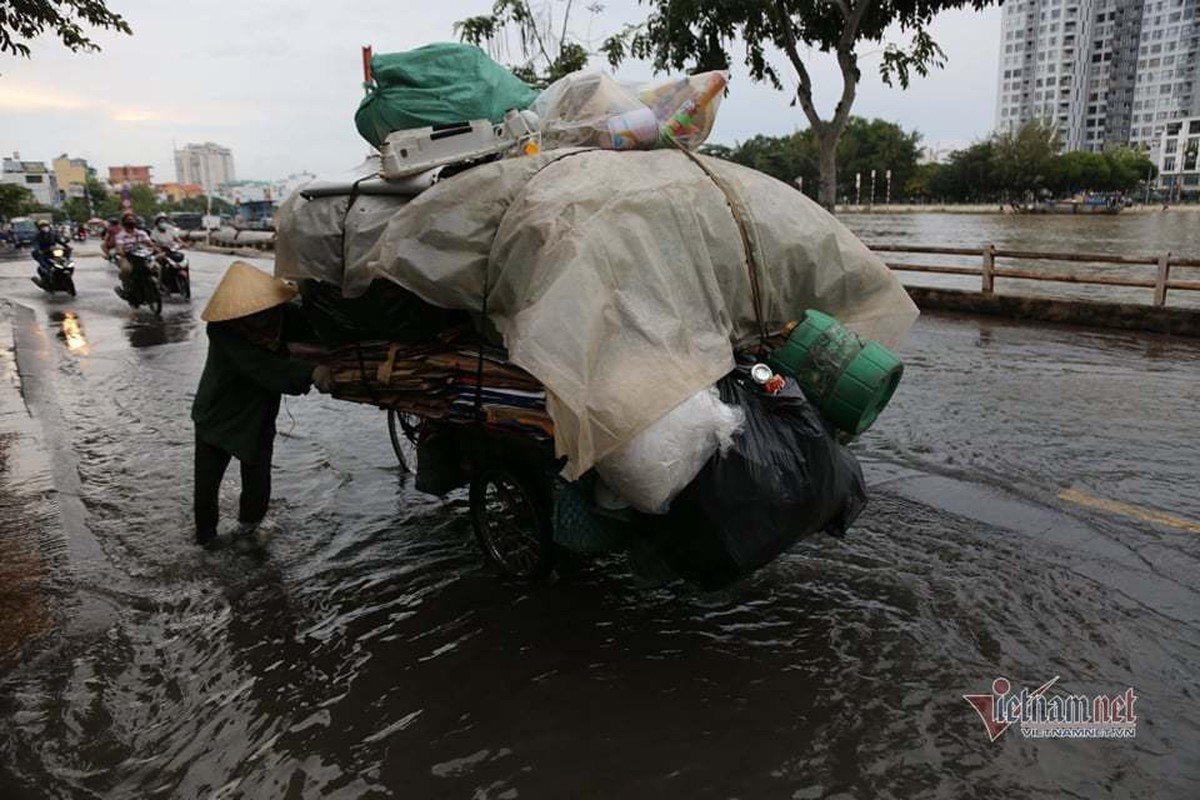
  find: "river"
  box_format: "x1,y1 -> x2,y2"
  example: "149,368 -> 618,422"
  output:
0,239 -> 1198,798
843,210 -> 1200,308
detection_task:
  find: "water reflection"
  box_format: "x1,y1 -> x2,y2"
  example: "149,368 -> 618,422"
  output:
49,311 -> 88,354
124,313 -> 196,349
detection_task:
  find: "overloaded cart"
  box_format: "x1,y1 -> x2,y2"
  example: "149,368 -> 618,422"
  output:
276,44 -> 919,588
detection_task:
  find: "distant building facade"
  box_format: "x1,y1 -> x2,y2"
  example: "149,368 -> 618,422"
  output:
215,180 -> 273,205
157,182 -> 206,203
2,152 -> 61,207
52,154 -> 89,200
109,165 -> 153,186
996,0 -> 1200,152
1156,114 -> 1200,196
273,172 -> 317,201
174,142 -> 235,191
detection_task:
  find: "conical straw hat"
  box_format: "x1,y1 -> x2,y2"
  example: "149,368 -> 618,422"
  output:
201,261 -> 298,322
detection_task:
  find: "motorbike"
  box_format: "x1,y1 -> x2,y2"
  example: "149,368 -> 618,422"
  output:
117,246 -> 163,314
31,245 -> 77,296
155,244 -> 191,300
74,229 -> 87,242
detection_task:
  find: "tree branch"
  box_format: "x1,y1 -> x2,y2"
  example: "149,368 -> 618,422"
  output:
770,0 -> 824,132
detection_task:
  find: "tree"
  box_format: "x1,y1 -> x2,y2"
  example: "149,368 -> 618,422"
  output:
990,119 -> 1061,200
455,0 -> 597,87
601,0 -> 995,210
701,116 -> 922,201
0,183 -> 35,219
62,196 -> 91,222
0,0 -> 131,58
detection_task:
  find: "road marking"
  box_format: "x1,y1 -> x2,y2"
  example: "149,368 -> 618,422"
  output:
1059,488 -> 1200,534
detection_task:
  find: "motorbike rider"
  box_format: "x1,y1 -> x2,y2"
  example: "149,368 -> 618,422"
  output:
101,215 -> 121,260
112,211 -> 156,300
31,219 -> 71,289
151,213 -> 183,248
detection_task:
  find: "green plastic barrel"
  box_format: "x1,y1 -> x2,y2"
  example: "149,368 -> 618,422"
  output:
766,309 -> 903,435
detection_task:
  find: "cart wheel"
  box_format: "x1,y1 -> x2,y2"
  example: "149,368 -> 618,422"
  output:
386,408 -> 419,472
470,466 -> 555,579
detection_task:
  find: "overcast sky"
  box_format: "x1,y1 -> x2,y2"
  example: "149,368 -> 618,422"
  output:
0,1 -> 1002,182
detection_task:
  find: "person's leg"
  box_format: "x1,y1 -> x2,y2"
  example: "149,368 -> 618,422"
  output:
238,426 -> 276,526
115,255 -> 134,298
194,434 -> 232,545
32,252 -> 50,284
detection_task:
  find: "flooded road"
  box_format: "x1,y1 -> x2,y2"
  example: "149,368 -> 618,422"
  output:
1,244 -> 1198,798
845,210 -> 1200,309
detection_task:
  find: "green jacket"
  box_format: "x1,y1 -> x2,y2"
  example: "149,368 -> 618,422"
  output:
191,320 -> 314,462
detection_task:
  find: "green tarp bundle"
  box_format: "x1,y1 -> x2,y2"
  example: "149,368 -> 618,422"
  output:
355,43 -> 539,148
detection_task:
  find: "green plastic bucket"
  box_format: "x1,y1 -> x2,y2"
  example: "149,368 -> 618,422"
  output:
766,309 -> 903,435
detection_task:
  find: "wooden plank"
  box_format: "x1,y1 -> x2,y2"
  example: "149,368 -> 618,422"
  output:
884,262 -> 981,276
992,249 -> 1159,265
982,244 -> 995,294
1154,252 -> 1171,307
991,268 -> 1157,288
871,244 -> 982,256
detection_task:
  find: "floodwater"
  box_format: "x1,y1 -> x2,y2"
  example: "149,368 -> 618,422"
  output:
844,210 -> 1200,309
1,242 -> 1199,798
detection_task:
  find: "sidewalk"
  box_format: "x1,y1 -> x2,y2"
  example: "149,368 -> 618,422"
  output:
0,300 -> 57,666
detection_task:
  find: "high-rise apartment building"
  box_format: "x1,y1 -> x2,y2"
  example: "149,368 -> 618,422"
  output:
996,0 -> 1199,152
174,142 -> 235,191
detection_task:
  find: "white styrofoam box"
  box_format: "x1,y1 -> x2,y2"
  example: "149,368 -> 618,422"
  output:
380,120 -> 514,179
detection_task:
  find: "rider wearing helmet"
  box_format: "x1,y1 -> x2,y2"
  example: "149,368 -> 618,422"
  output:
31,219 -> 71,288
113,211 -> 155,300
151,213 -> 181,248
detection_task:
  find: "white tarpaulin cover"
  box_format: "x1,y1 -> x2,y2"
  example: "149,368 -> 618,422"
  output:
362,148 -> 918,479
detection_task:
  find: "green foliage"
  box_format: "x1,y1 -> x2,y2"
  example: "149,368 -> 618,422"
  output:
0,0 -> 131,58
0,183 -> 35,218
62,197 -> 91,222
455,0 -> 598,88
704,117 -> 922,201
600,0 -> 996,209
905,122 -> 1159,203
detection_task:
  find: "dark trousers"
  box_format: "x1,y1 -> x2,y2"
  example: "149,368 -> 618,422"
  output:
32,251 -> 53,279
194,430 -> 275,542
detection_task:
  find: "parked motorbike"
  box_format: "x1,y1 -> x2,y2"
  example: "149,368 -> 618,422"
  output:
32,245 -> 77,297
117,246 -> 163,314
155,245 -> 191,300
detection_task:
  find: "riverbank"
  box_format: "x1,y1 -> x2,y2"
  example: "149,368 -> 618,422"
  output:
836,203 -> 1200,214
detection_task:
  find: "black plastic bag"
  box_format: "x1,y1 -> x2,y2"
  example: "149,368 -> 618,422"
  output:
648,372 -> 867,589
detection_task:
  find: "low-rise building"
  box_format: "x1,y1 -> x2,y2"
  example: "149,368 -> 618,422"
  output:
157,182 -> 206,203
52,154 -> 89,200
1,152 -> 61,207
108,165 -> 153,187
1156,116 -> 1200,200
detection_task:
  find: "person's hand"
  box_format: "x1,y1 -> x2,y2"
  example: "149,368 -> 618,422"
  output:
312,364 -> 334,394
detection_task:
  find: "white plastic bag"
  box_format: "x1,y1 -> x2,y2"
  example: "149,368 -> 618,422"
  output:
595,386 -> 744,514
532,71 -> 657,150
531,69 -> 730,152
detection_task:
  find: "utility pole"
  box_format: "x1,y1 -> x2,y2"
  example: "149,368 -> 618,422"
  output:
855,172 -> 862,206
886,169 -> 893,205
870,169 -> 877,207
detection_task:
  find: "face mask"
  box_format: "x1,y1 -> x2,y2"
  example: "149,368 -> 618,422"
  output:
157,222 -> 168,231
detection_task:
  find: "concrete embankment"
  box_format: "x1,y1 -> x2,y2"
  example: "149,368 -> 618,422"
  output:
907,287 -> 1200,338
